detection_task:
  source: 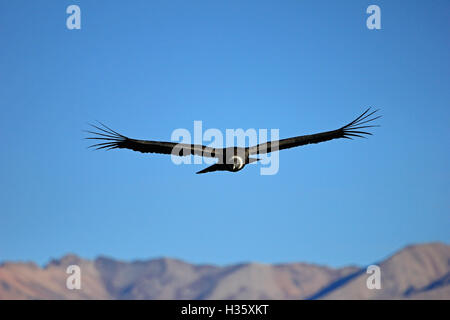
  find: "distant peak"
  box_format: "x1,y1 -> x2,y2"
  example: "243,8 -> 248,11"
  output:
46,253 -> 83,268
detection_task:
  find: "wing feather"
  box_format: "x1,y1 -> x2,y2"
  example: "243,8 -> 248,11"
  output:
86,122 -> 220,158
248,108 -> 380,155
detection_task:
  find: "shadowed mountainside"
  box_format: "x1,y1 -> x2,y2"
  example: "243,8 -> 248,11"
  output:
0,243 -> 448,300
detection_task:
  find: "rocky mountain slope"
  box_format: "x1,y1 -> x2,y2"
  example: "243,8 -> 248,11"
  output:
0,243 -> 448,299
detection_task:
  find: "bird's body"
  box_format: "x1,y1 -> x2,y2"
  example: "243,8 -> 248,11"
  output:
86,108 -> 380,174
195,147 -> 259,174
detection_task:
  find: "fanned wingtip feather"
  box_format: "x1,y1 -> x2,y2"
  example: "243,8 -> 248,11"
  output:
85,122 -> 127,150
342,108 -> 381,140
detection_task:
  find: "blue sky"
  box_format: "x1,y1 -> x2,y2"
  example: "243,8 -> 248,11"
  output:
0,0 -> 449,268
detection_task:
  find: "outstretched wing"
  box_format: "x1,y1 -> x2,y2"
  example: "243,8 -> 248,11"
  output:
86,122 -> 220,158
247,108 -> 380,155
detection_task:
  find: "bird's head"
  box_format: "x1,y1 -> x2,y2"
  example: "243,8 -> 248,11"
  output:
230,155 -> 245,172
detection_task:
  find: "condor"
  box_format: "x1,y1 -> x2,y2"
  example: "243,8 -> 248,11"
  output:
86,108 -> 380,174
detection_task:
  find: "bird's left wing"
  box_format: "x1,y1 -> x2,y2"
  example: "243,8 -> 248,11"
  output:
86,122 -> 219,158
247,108 -> 380,155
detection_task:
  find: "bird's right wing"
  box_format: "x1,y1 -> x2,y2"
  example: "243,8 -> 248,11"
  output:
86,123 -> 220,158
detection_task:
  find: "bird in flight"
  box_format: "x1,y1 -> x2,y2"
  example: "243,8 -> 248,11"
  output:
86,108 -> 380,174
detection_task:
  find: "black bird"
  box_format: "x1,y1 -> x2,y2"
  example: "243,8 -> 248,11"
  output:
86,108 -> 380,174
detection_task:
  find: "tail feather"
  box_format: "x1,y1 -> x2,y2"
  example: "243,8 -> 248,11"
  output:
196,164 -> 224,174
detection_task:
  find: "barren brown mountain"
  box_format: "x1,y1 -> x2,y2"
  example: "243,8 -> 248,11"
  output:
0,243 -> 448,300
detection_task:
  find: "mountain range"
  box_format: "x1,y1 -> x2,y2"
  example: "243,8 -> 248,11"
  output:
0,242 -> 448,299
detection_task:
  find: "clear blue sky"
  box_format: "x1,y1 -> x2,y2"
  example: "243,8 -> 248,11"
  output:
1,0 -> 449,267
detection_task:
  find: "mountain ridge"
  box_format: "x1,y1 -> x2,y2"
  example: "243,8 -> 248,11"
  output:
0,242 -> 448,299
